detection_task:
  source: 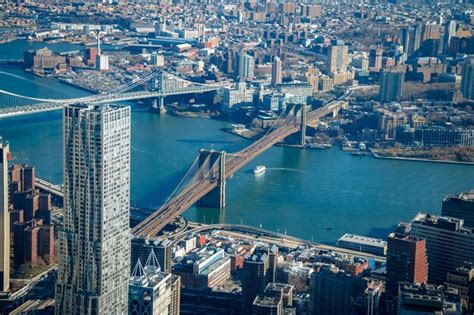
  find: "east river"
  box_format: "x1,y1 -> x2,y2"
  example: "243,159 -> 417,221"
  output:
1,40 -> 474,244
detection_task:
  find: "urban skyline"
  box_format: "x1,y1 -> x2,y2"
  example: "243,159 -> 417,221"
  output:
0,0 -> 474,314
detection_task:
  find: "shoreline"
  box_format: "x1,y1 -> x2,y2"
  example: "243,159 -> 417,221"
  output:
220,127 -> 264,140
57,78 -> 101,94
371,151 -> 474,166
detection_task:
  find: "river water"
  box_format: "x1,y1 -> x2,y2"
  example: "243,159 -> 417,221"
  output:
1,40 -> 474,244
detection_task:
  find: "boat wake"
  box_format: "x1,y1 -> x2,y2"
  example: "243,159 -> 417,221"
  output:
266,167 -> 303,173
0,70 -> 32,82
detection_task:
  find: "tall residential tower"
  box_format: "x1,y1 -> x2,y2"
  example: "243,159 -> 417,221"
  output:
461,57 -> 474,100
55,104 -> 131,314
271,56 -> 282,86
327,39 -> 349,73
0,140 -> 10,293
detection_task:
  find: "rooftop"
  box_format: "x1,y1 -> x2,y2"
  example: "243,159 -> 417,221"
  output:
458,190 -> 474,201
411,213 -> 474,234
253,295 -> 281,308
338,233 -> 387,247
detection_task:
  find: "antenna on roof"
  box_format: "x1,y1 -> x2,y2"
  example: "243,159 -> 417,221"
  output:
144,248 -> 161,274
131,258 -> 145,278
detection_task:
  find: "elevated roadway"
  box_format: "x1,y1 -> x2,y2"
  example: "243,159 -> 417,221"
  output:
173,222 -> 386,263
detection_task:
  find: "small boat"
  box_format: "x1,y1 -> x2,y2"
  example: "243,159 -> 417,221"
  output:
253,165 -> 266,175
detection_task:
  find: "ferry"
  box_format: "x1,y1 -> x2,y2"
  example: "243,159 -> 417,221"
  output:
253,165 -> 266,175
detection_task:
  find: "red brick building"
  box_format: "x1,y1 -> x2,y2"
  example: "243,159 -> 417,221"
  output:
385,232 -> 428,298
8,165 -> 54,266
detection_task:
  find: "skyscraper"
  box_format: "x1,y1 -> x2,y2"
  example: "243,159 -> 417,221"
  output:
401,24 -> 422,57
443,20 -> 457,54
238,53 -> 255,80
442,191 -> 474,228
241,252 -> 271,314
0,140 -> 10,293
327,39 -> 349,73
379,71 -> 404,102
56,104 -> 131,314
461,57 -> 474,100
385,233 -> 428,297
409,213 -> 474,284
369,46 -> 383,71
271,56 -> 282,86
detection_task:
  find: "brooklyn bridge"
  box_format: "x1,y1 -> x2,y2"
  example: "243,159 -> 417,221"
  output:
0,68 -> 348,239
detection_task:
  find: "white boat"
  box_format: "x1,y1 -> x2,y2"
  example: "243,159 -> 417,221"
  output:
253,165 -> 266,175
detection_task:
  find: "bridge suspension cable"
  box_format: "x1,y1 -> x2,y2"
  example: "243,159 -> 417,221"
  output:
0,68 -> 224,117
164,155 -> 201,204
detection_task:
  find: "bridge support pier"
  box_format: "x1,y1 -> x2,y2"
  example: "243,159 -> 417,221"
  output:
151,97 -> 166,114
284,104 -> 307,146
196,150 -> 226,209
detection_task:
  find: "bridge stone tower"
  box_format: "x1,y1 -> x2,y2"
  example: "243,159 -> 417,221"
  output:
151,70 -> 166,114
284,104 -> 307,146
196,149 -> 226,209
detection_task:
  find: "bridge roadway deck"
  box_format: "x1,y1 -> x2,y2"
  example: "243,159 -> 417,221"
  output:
0,87 -> 220,118
132,101 -> 345,238
34,177 -> 63,198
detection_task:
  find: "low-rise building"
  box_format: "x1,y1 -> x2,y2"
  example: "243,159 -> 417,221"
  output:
337,233 -> 387,256
173,247 -> 231,289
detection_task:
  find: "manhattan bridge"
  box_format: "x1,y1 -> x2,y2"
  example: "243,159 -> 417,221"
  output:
0,68 -> 347,239
0,68 -> 221,118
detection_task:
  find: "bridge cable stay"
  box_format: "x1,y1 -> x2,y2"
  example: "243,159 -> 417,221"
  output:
0,91 -> 57,114
132,152 -> 227,237
0,69 -> 158,110
229,105 -> 298,158
162,155 -> 201,204
0,68 -> 225,116
162,71 -> 225,89
97,69 -> 160,96
62,69 -> 160,104
131,154 -> 212,235
133,102 -> 344,237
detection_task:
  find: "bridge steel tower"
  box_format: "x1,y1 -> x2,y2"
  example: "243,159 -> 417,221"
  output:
284,104 -> 307,146
151,70 -> 167,114
196,149 -> 226,209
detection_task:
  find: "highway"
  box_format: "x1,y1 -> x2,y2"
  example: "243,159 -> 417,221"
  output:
34,177 -> 63,198
172,222 -> 386,263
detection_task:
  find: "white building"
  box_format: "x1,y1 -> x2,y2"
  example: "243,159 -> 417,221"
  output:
238,54 -> 255,80
150,53 -> 165,67
337,234 -> 387,256
96,54 -> 109,71
56,104 -> 131,314
222,82 -> 254,112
